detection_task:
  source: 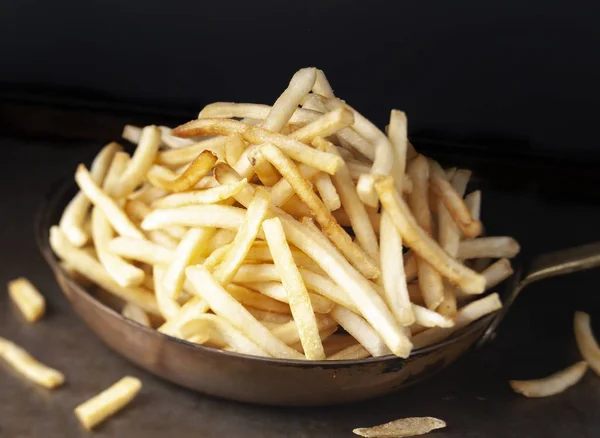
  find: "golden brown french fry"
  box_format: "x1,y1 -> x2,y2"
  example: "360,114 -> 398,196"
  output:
375,176 -> 485,295
172,118 -> 344,175
412,293 -> 502,348
163,227 -> 215,299
412,304 -> 454,328
157,125 -> 197,149
186,265 -> 304,359
8,278 -> 46,323
151,151 -> 218,193
436,282 -> 458,318
315,137 -> 379,260
198,102 -> 321,125
510,361 -> 588,398
327,343 -> 371,360
226,284 -> 291,314
245,282 -> 334,314
465,190 -> 482,221
388,110 -> 408,193
50,226 -> 160,315
314,172 -> 341,211
224,133 -> 246,166
157,136 -> 226,167
261,67 -> 317,133
0,337 -> 65,389
380,212 -> 414,326
121,302 -> 151,327
259,143 -> 380,279
289,107 -> 354,143
75,165 -> 145,240
247,147 -> 281,186
481,258 -> 514,290
91,208 -> 145,287
353,417 -> 446,438
457,237 -> 521,259
574,311 -> 600,376
262,217 -> 325,360
212,188 -> 270,285
113,125 -> 161,197
429,159 -> 482,239
74,376 -> 142,430
59,142 -> 121,246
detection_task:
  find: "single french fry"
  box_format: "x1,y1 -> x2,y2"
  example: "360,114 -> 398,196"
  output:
245,281 -> 334,314
212,188 -> 270,285
375,176 -> 486,295
122,124 -> 141,144
429,159 -> 482,238
574,311 -> 600,376
172,118 -> 344,175
141,205 -> 247,230
312,69 -> 335,98
412,293 -> 502,349
259,143 -> 380,279
262,217 -> 325,360
113,125 -> 161,197
198,102 -> 321,125
388,110 -> 408,194
314,172 -> 341,211
482,258 -> 514,290
163,228 -> 215,299
147,151 -> 218,192
261,67 -> 317,133
153,265 -> 181,320
289,107 -> 354,143
157,136 -> 226,167
8,278 -> 46,323
75,165 -> 145,240
152,180 -> 248,210
121,303 -> 151,327
465,190 -> 482,221
226,284 -> 291,314
203,244 -> 232,271
353,417 -> 446,438
108,237 -> 175,265
380,212 -> 414,326
510,361 -> 588,398
91,208 -> 145,287
436,282 -> 458,318
248,147 -> 281,186
328,343 -> 371,360
157,125 -> 196,149
186,265 -> 304,359
59,142 -> 121,246
330,305 -> 392,357
74,376 -> 142,430
103,151 -> 131,197
0,337 -> 65,389
50,226 -> 160,315
224,133 -> 246,166
457,237 -> 521,259
412,304 -> 454,328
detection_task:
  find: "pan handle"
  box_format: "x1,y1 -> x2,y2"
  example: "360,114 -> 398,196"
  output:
479,241 -> 600,345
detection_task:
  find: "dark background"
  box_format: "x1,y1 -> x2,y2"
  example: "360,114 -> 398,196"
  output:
1,0 -> 600,159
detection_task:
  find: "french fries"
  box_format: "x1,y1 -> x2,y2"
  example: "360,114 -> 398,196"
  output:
510,361 -> 588,398
8,277 -> 46,323
74,376 -> 142,430
574,311 -> 600,375
353,417 -> 446,438
50,67 -> 520,364
0,337 -> 65,388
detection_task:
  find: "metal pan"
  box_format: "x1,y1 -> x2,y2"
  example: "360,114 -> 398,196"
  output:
35,179 -> 600,406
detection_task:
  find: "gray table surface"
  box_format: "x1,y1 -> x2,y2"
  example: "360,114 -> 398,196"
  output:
1,137 -> 600,438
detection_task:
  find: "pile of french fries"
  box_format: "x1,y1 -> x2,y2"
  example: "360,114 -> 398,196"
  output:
51,67 -> 522,361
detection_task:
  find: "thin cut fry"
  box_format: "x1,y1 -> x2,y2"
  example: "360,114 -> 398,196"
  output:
154,265 -> 181,320
198,102 -> 321,125
50,227 -> 160,315
157,136 -> 227,167
380,212 -> 414,326
574,311 -> 600,375
261,67 -> 317,132
163,227 -> 215,299
59,142 -> 121,246
226,284 -> 291,314
213,188 -> 270,285
122,124 -> 141,144
246,282 -> 334,314
388,110 -> 408,193
375,176 -> 485,294
482,258 -> 514,290
8,278 -> 46,323
172,118 -> 344,175
457,237 -> 521,259
330,305 -> 392,357
186,265 -> 304,359
465,190 -> 482,221
224,133 -> 246,166
147,151 -> 218,192
141,205 -> 247,230
108,237 -> 175,265
289,107 -> 354,143
113,125 -> 161,197
103,151 -> 130,197
152,180 -> 248,209
353,417 -> 446,437
0,337 -> 64,388
313,69 -> 335,98
314,172 -> 341,211
510,361 -> 588,398
263,217 -> 325,360
259,143 -> 380,279
412,304 -> 454,328
75,165 -> 145,240
328,343 -> 371,360
91,208 -> 145,287
248,148 -> 281,186
436,282 -> 458,318
74,376 -> 142,430
121,303 -> 151,327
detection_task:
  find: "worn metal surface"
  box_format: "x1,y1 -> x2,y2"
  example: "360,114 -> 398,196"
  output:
1,137 -> 600,437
